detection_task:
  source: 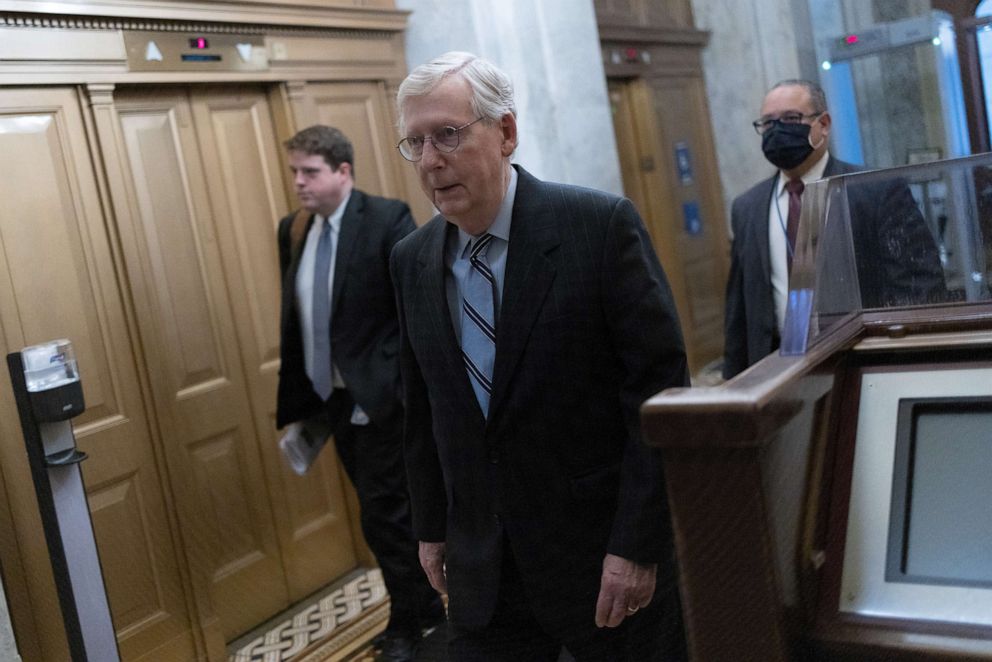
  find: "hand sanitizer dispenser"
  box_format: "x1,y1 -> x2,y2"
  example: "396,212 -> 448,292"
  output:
6,340 -> 120,662
21,339 -> 85,422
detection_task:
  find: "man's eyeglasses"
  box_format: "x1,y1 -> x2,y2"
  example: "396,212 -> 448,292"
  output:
397,117 -> 485,162
752,112 -> 823,135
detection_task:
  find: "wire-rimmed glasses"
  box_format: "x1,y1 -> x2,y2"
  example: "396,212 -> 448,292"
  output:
397,117 -> 485,161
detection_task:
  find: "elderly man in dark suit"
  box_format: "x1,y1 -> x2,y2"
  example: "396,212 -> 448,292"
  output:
723,80 -> 945,379
389,52 -> 688,660
275,125 -> 442,662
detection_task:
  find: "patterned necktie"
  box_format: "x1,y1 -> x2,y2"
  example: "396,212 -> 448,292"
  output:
785,178 -> 805,273
311,219 -> 334,400
460,233 -> 496,416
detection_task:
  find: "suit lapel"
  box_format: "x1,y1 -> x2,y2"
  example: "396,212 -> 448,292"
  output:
488,169 -> 559,421
757,175 -> 777,287
414,219 -> 473,402
331,190 -> 362,318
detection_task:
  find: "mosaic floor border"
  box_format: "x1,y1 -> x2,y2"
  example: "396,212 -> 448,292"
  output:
228,568 -> 388,662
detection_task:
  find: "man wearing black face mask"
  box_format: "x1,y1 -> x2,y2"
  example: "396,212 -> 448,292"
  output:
722,79 -> 946,379
723,80 -> 844,379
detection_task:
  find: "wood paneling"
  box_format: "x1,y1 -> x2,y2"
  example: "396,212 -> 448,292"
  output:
594,0 -> 694,31
306,82 -> 401,199
0,3 -> 415,657
646,76 -> 727,367
608,77 -> 728,375
0,86 -> 196,661
190,86 -> 359,596
113,88 -> 289,639
600,1 -> 727,378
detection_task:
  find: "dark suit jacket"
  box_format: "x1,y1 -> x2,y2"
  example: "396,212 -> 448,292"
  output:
723,157 -> 945,379
389,166 -> 688,635
276,188 -> 415,430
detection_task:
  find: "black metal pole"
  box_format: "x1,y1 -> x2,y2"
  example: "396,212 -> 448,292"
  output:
6,352 -> 88,661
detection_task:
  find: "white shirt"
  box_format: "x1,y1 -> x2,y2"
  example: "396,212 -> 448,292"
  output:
768,152 -> 829,332
295,192 -> 351,389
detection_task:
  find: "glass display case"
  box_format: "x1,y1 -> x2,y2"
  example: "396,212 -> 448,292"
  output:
783,153 -> 992,355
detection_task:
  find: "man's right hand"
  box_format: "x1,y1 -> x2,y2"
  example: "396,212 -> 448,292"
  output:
419,541 -> 447,595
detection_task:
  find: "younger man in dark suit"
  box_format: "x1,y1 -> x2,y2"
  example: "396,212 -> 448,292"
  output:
390,52 -> 688,660
275,125 -> 441,662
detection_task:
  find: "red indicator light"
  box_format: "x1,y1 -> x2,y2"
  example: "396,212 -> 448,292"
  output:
845,35 -> 859,45
188,37 -> 209,49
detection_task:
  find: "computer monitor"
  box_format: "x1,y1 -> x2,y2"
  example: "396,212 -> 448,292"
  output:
840,364 -> 992,627
886,396 -> 992,590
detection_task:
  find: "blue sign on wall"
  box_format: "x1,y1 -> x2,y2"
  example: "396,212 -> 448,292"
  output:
674,141 -> 693,185
682,201 -> 702,236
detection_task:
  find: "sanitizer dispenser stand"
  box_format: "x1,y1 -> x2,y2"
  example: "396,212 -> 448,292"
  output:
6,340 -> 120,662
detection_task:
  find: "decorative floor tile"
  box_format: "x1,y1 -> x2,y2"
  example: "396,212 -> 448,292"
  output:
229,568 -> 388,662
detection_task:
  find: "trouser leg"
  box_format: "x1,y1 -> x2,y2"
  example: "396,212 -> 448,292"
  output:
330,392 -> 440,635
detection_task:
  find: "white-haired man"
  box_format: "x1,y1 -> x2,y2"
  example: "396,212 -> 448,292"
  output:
389,51 -> 688,660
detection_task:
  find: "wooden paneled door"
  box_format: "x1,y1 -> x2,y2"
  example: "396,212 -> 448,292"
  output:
0,87 -> 198,661
0,81 -> 373,661
609,77 -> 728,376
107,85 -> 360,641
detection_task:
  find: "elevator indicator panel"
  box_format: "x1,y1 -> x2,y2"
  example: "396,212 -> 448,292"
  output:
124,31 -> 266,71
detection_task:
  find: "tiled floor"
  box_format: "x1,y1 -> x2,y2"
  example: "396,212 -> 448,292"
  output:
228,568 -> 389,662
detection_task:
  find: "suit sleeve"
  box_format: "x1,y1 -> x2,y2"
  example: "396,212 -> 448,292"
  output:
384,203 -> 417,259
390,242 -> 447,542
722,199 -> 749,379
600,198 -> 688,563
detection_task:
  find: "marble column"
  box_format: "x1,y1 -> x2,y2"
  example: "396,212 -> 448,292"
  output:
0,574 -> 22,662
690,0 -> 802,223
395,0 -> 623,194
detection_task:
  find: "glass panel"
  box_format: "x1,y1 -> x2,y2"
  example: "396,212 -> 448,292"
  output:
784,154 -> 992,350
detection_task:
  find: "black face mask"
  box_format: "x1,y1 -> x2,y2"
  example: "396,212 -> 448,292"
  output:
761,121 -> 816,170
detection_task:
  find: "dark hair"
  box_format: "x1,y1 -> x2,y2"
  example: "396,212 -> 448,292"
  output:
284,125 -> 355,177
771,79 -> 828,114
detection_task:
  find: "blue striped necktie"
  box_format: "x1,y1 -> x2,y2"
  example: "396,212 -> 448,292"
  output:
311,219 -> 334,400
460,233 -> 496,416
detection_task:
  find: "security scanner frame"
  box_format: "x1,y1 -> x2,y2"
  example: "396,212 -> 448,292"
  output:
643,154 -> 992,660
820,10 -> 970,169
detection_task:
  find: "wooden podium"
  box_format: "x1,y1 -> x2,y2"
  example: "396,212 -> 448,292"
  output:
642,156 -> 992,661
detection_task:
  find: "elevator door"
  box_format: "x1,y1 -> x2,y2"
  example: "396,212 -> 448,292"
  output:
608,77 -> 728,376
109,85 -> 359,640
0,87 -> 198,662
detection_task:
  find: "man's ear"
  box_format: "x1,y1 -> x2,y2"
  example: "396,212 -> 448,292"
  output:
499,113 -> 518,156
337,161 -> 354,179
819,111 -> 832,137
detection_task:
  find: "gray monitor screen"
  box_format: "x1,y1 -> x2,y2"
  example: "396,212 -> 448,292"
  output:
887,397 -> 992,588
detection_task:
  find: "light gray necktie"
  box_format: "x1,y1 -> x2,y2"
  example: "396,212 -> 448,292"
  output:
311,220 -> 334,400
460,234 -> 496,416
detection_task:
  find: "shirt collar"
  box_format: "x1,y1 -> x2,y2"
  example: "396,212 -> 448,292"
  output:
776,151 -> 830,197
455,166 -> 517,258
318,191 -> 351,232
